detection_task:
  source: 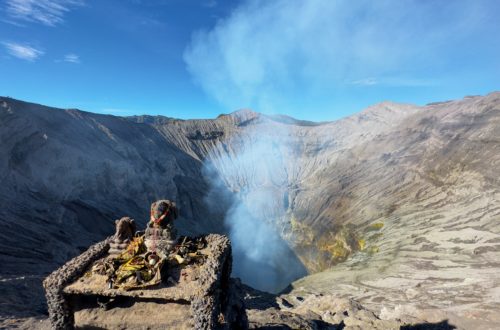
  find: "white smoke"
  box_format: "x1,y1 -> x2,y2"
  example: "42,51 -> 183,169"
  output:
203,121 -> 306,293
184,0 -> 494,118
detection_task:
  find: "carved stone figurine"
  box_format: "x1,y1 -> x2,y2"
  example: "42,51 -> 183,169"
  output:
108,217 -> 136,256
144,200 -> 178,258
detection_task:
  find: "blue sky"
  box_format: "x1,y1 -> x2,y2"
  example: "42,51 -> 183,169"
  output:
0,0 -> 499,121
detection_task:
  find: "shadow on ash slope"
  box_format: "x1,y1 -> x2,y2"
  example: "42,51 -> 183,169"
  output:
1,92 -> 500,327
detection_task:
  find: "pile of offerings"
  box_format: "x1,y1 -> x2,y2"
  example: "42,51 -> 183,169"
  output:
90,235 -> 207,290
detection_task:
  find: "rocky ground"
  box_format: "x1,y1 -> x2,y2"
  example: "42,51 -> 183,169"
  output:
0,284 -> 458,330
243,284 -> 427,330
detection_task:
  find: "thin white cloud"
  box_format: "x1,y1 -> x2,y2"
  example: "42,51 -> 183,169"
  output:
4,0 -> 84,26
350,77 -> 436,87
184,0 -> 493,113
2,42 -> 44,61
203,0 -> 217,8
351,78 -> 378,86
380,77 -> 437,87
139,17 -> 164,27
63,53 -> 80,63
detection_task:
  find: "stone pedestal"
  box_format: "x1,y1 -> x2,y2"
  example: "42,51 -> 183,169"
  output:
43,234 -> 248,330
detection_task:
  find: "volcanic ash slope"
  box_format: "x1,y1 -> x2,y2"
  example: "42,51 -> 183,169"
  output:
287,93 -> 500,328
0,92 -> 499,329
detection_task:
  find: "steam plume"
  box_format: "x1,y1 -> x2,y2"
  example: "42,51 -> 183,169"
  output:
203,121 -> 306,292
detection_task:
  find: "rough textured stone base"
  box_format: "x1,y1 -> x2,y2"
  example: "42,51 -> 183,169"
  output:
43,234 -> 248,330
43,238 -> 111,329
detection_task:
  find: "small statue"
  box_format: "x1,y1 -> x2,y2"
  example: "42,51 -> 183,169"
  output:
144,200 -> 178,258
109,217 -> 136,256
